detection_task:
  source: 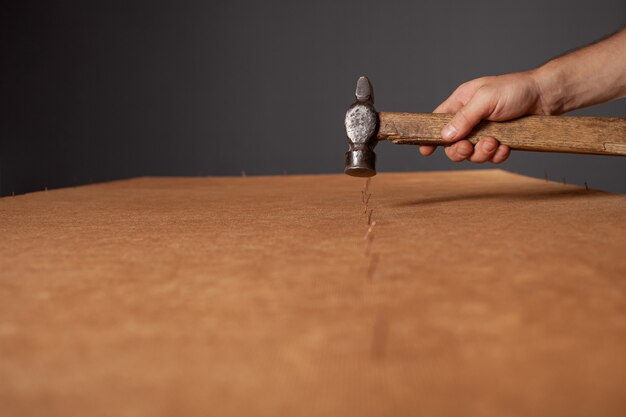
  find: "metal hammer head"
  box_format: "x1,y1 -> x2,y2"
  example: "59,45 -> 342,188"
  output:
344,76 -> 378,177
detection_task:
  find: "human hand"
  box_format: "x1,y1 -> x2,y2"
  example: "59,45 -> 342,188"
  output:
420,72 -> 546,163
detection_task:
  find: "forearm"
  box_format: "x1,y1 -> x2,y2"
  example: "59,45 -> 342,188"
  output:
531,28 -> 626,115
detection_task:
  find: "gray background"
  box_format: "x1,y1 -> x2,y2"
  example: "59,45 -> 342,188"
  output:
2,0 -> 625,196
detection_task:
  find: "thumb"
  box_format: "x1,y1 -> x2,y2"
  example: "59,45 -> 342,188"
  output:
441,87 -> 494,141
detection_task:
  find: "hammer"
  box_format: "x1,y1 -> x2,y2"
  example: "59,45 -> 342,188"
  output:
344,76 -> 626,177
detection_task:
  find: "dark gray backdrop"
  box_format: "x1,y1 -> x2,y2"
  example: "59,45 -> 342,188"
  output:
2,0 -> 625,196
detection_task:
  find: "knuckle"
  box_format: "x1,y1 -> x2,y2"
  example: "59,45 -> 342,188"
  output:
493,155 -> 506,164
492,146 -> 511,163
455,141 -> 473,158
455,109 -> 472,126
481,138 -> 498,153
445,147 -> 462,162
470,151 -> 487,164
475,84 -> 495,100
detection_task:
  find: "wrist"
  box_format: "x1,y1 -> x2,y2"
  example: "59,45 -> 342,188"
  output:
528,65 -> 568,115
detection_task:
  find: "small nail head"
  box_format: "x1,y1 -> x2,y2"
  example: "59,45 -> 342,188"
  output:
355,76 -> 373,102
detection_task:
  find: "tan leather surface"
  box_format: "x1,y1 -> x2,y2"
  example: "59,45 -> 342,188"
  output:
1,170 -> 625,416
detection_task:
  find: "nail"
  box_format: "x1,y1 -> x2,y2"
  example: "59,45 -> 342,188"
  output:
441,124 -> 457,140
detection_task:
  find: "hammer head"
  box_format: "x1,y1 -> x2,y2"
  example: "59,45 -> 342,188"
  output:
344,76 -> 378,177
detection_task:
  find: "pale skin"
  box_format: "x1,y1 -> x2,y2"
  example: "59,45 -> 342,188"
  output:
421,28 -> 626,163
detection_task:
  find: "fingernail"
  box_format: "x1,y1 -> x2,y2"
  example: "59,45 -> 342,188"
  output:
482,141 -> 496,152
442,124 -> 457,140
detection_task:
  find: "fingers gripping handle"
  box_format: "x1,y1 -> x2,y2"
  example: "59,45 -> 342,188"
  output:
377,112 -> 626,156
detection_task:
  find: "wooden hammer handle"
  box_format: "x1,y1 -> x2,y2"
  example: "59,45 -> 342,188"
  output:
377,112 -> 626,156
